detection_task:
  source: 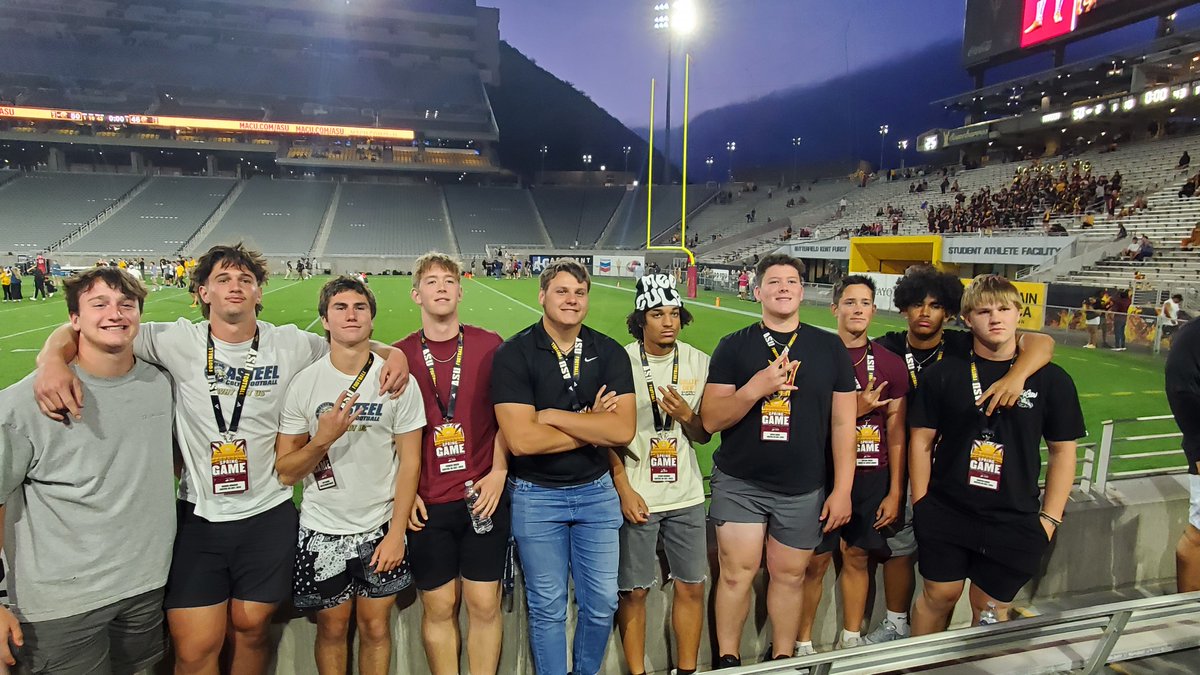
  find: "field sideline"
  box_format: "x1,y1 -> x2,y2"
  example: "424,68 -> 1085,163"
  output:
0,275 -> 1179,476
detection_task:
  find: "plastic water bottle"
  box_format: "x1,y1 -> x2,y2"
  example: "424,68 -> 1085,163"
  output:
978,602 -> 999,625
464,480 -> 493,534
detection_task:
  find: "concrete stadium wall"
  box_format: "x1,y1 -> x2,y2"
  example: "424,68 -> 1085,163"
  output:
246,474 -> 1191,674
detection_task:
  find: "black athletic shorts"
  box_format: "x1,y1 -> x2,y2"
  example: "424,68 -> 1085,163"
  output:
406,495 -> 511,591
841,469 -> 892,553
164,499 -> 298,609
912,494 -> 1050,603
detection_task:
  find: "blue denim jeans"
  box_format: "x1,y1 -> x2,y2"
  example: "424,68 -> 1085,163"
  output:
509,473 -> 622,675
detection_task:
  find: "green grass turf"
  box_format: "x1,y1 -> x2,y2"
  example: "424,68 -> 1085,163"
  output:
0,275 -> 1180,478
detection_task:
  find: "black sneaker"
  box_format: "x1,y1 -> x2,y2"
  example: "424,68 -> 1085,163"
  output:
716,654 -> 742,669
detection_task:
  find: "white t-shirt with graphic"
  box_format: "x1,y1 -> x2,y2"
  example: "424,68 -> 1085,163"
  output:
622,340 -> 709,512
279,357 -> 425,535
135,319 -> 328,521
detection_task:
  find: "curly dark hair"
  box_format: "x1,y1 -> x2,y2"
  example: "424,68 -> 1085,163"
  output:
892,267 -> 963,315
626,305 -> 694,342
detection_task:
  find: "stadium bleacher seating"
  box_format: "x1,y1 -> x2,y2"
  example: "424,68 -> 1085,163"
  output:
601,185 -> 717,249
193,176 -> 334,257
530,187 -> 626,248
443,185 -> 545,255
323,184 -> 455,256
64,176 -> 238,255
0,172 -> 144,253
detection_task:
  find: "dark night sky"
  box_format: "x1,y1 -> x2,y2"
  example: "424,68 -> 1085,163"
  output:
483,0 -> 968,126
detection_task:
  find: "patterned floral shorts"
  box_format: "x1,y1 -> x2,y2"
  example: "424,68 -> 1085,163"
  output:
293,523 -> 413,611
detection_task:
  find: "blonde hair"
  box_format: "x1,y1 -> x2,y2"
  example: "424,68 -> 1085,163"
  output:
412,252 -> 462,287
961,274 -> 1022,315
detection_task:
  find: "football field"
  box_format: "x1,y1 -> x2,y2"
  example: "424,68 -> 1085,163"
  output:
0,275 -> 1181,477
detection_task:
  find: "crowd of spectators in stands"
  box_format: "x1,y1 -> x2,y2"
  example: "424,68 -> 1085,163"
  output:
919,161 -> 1143,235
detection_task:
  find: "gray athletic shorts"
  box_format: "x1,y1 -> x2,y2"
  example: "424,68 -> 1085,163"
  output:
19,587 -> 166,675
708,467 -> 824,550
885,500 -> 917,558
618,503 -> 708,591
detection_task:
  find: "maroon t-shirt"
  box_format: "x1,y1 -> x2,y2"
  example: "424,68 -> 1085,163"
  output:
847,341 -> 909,473
395,325 -> 503,504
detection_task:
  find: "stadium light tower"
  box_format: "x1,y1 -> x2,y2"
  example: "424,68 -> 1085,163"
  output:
653,0 -> 699,186
705,155 -> 714,182
791,136 -> 802,183
878,124 -> 889,172
539,145 -> 548,181
897,139 -> 909,170
623,145 -> 632,174
582,153 -> 593,169
726,141 -> 736,181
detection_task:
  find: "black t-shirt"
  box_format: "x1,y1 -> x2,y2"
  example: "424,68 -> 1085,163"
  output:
491,321 -> 635,487
877,329 -> 973,393
708,323 -> 856,495
1166,319 -> 1200,474
909,354 -> 1086,521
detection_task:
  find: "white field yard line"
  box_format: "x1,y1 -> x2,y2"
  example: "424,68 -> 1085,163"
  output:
469,279 -> 540,314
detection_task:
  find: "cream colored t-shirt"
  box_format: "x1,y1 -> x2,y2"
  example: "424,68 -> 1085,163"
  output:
622,340 -> 709,512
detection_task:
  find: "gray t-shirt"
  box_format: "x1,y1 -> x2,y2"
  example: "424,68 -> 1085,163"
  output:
0,360 -> 176,623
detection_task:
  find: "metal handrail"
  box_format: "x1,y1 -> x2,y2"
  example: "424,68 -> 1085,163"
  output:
1092,414 -> 1184,493
725,591 -> 1200,674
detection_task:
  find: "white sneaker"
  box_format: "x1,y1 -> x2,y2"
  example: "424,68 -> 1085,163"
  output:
863,619 -> 910,644
838,635 -> 864,649
794,642 -> 816,656
1083,343 -> 1096,349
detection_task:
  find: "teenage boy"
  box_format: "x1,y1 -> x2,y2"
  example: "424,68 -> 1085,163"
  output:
0,268 -> 175,673
492,259 -> 636,675
276,276 -> 425,675
909,275 -> 1084,633
702,253 -> 856,667
612,274 -> 711,675
794,275 -> 910,653
397,253 -> 509,675
32,243 -> 411,675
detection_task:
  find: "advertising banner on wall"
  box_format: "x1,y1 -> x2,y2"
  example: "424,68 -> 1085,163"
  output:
528,254 -> 593,275
592,255 -> 645,278
864,272 -> 1047,330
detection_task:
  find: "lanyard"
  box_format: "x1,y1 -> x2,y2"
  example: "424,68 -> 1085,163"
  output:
853,341 -> 876,392
206,328 -> 260,439
420,328 -> 464,421
346,353 -> 375,395
969,350 -> 1015,439
640,344 -> 680,433
761,323 -> 798,360
904,339 -> 943,388
551,337 -> 585,411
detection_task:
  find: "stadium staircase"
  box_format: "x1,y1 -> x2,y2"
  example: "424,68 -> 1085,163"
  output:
524,189 -> 555,247
308,181 -> 342,259
593,186 -> 640,249
179,178 -> 246,256
439,187 -> 461,256
48,174 -> 152,253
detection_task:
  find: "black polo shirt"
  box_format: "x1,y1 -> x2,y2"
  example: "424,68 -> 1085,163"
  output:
491,320 -> 635,487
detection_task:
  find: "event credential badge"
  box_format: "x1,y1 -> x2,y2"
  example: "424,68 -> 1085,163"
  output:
968,439 -> 1004,491
649,437 -> 679,483
211,439 -> 249,494
434,422 -> 467,474
761,393 -> 791,442
855,423 -> 884,468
